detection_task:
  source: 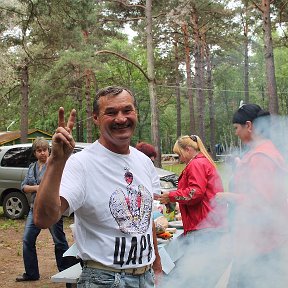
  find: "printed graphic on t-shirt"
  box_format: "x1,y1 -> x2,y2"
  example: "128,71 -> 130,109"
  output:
113,233 -> 153,266
109,167 -> 153,234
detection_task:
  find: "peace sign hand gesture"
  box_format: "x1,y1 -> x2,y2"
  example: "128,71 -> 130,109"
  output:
51,107 -> 76,161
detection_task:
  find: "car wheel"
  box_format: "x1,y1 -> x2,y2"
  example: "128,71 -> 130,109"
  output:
3,192 -> 30,220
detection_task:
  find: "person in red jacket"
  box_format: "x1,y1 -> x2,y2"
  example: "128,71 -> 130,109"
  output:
158,135 -> 227,288
216,104 -> 288,288
158,134 -> 226,235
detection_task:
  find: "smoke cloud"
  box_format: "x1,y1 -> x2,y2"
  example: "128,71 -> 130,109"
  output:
159,116 -> 288,288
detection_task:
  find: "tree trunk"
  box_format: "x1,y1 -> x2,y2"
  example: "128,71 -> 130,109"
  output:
73,67 -> 83,142
146,0 -> 161,167
91,71 -> 99,140
244,37 -> 249,103
20,61 -> 29,143
262,0 -> 278,113
85,69 -> 93,143
174,30 -> 181,138
75,87 -> 83,142
199,39 -> 206,142
191,7 -> 205,140
182,22 -> 195,134
243,0 -> 249,103
206,45 -> 216,160
83,29 -> 93,143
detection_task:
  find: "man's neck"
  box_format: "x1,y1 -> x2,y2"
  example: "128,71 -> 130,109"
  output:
98,138 -> 130,155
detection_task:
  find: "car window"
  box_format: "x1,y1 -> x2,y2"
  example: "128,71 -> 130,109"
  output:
1,147 -> 36,168
73,147 -> 84,153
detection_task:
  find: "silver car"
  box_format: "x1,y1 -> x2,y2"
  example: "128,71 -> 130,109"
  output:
0,143 -> 178,219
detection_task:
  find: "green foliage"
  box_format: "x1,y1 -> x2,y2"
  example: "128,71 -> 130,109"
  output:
274,45 -> 288,114
0,218 -> 20,231
1,0 -> 287,147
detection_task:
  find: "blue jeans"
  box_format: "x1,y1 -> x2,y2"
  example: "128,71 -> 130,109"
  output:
22,209 -> 69,279
77,267 -> 155,288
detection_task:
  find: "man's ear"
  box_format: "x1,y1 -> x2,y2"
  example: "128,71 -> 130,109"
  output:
93,113 -> 99,125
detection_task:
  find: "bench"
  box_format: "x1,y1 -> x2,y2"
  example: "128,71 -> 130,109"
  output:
51,263 -> 81,287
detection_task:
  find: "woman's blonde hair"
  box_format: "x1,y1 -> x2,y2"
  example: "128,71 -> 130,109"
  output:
173,135 -> 216,167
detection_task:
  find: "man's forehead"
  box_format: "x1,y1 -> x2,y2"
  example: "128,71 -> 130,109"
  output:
104,103 -> 135,110
99,93 -> 135,109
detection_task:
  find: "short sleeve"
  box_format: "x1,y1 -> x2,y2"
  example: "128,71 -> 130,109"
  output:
60,155 -> 86,215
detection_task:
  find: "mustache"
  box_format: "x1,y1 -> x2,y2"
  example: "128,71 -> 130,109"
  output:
112,123 -> 130,129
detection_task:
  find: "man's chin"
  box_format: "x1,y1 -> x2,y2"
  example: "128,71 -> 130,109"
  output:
113,129 -> 134,139
115,135 -> 132,142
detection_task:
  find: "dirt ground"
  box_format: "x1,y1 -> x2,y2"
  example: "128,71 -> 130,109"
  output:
0,212 -> 75,288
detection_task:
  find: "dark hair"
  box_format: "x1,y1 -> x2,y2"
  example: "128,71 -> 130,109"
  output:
135,142 -> 157,159
232,104 -> 270,125
93,86 -> 137,115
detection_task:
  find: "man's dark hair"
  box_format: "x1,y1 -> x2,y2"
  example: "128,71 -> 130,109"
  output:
232,103 -> 270,125
93,86 -> 137,115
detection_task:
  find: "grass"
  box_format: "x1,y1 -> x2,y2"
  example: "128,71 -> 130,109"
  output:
162,163 -> 185,175
163,161 -> 231,191
0,206 -> 22,231
0,218 -> 20,230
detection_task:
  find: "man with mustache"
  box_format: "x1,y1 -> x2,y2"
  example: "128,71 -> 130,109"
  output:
33,86 -> 162,288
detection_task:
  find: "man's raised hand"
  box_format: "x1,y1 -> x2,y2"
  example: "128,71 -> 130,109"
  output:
52,107 -> 76,161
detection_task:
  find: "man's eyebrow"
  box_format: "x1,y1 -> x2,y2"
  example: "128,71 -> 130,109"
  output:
104,104 -> 135,111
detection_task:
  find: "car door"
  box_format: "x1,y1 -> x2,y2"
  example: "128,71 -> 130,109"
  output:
0,146 -> 33,191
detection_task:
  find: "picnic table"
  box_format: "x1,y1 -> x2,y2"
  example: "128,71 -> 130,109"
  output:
51,229 -> 184,286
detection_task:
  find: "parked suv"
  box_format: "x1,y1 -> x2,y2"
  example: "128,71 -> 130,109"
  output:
0,143 -> 178,219
0,144 -> 35,219
0,143 -> 89,219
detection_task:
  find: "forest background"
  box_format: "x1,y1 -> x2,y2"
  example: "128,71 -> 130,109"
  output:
1,0 -> 288,167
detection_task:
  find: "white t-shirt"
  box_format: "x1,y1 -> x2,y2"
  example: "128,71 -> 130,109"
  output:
60,141 -> 160,269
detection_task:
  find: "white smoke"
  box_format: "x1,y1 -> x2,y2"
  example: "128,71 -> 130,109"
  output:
159,115 -> 288,288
